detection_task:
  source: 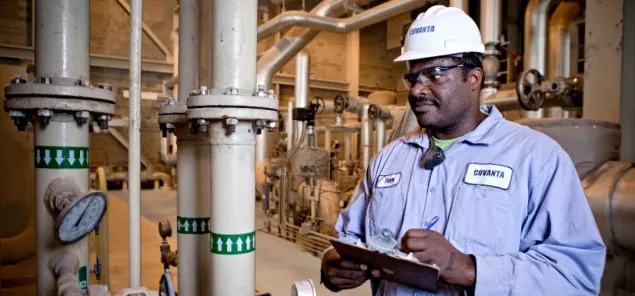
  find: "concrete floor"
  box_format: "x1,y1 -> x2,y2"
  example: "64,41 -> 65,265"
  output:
104,189 -> 371,296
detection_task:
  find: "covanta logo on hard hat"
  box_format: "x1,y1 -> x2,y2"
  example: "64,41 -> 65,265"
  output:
409,25 -> 436,36
393,5 -> 485,62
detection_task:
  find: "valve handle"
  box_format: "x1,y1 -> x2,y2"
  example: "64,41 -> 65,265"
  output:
516,69 -> 545,111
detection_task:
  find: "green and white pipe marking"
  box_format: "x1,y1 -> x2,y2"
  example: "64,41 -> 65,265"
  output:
210,232 -> 255,255
34,146 -> 89,169
177,217 -> 210,234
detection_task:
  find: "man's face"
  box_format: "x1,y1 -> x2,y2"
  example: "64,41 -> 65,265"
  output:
405,57 -> 477,130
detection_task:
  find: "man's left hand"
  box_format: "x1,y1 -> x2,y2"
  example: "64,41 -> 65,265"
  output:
400,229 -> 476,287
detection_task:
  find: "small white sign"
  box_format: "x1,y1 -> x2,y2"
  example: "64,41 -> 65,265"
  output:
463,163 -> 513,190
376,173 -> 401,188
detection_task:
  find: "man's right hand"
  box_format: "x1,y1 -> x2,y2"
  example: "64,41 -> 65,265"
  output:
321,248 -> 371,291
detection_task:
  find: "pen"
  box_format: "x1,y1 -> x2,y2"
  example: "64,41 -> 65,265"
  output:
424,216 -> 439,230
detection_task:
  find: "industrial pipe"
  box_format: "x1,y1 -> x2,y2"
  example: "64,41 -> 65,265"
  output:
34,0 -> 92,293
128,0 -> 143,288
206,0 -> 260,294
361,103 -> 370,170
480,0 -> 502,100
257,0 -> 429,40
160,132 -> 177,167
48,249 -> 82,296
255,0 -> 346,198
176,1 -> 211,293
376,119 -> 386,153
523,0 -> 561,118
546,1 -> 581,118
176,128 -> 211,295
287,100 -> 294,150
449,0 -> 469,13
295,51 -> 310,146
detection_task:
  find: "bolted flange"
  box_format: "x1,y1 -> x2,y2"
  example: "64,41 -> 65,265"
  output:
186,87 -> 279,126
3,76 -> 116,132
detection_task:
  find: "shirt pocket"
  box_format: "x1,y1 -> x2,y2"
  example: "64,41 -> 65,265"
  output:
368,184 -> 406,237
448,183 -> 512,254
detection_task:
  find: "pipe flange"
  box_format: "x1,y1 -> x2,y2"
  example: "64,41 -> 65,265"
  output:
4,82 -> 116,116
158,102 -> 188,125
186,94 -> 279,122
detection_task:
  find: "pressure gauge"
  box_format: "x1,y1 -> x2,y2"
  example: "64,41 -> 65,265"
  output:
54,192 -> 107,244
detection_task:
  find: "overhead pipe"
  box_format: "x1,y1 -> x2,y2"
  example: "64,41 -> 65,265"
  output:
255,0 -> 346,197
257,0 -> 430,40
255,0 -> 430,194
128,0 -> 143,288
546,1 -> 581,118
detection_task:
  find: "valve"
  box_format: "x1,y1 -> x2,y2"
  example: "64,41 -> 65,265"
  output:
516,69 -> 584,111
516,69 -> 545,111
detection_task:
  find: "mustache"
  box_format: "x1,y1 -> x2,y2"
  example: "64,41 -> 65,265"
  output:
409,95 -> 439,107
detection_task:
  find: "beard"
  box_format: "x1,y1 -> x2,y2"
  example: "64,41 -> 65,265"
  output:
408,94 -> 448,130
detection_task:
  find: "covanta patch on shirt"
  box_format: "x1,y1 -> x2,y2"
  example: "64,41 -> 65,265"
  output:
463,163 -> 513,190
376,173 -> 401,188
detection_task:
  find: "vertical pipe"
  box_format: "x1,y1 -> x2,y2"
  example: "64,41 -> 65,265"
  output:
449,0 -> 469,13
34,0 -> 90,294
198,0 -> 212,88
287,100 -> 294,150
295,51 -> 310,147
176,129 -> 211,295
344,133 -> 352,161
376,119 -> 386,153
209,1 -> 257,295
324,129 -> 331,152
523,0 -> 557,119
179,0 -> 199,98
35,115 -> 90,296
546,1 -> 580,118
480,0 -> 502,100
128,0 -> 143,288
361,104 -> 370,170
177,1 -> 211,295
35,0 -> 89,80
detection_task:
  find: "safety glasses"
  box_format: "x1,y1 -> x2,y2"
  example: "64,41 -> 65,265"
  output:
401,63 -> 474,89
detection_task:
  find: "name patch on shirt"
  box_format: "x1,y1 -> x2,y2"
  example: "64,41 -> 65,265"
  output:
376,173 -> 401,188
463,163 -> 513,190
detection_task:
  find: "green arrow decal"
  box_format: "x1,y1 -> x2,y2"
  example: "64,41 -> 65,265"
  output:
210,232 -> 255,255
78,265 -> 88,295
35,146 -> 89,169
177,217 -> 210,234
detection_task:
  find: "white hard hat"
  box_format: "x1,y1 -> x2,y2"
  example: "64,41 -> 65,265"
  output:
394,5 -> 485,62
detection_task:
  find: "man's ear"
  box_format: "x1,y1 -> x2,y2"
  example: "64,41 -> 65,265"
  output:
469,68 -> 484,91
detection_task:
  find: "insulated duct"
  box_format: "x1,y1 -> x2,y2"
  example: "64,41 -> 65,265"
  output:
257,0 -> 429,40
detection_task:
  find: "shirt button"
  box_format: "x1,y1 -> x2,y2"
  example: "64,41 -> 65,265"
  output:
429,187 -> 436,193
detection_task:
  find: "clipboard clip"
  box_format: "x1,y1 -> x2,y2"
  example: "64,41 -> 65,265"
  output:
368,228 -> 400,254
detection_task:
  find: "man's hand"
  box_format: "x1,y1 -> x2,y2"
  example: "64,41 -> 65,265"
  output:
321,248 -> 375,291
400,229 -> 476,287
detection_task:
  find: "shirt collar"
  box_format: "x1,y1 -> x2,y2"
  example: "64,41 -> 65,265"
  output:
400,105 -> 503,149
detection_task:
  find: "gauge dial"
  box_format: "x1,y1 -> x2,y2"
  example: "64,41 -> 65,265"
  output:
55,192 -> 107,244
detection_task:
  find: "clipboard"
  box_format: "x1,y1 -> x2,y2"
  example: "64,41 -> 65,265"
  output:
329,238 -> 440,292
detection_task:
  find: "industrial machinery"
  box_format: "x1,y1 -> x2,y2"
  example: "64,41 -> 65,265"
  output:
2,0 -> 635,295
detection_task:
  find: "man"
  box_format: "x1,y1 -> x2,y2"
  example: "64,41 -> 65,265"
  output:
320,5 -> 606,295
